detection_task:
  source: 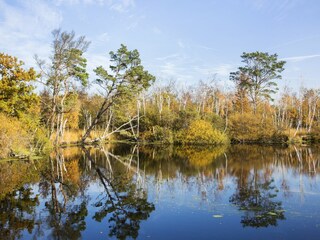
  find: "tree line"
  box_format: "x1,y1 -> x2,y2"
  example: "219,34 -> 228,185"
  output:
1,29 -> 320,158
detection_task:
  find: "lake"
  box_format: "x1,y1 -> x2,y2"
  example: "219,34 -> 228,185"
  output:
1,144 -> 320,239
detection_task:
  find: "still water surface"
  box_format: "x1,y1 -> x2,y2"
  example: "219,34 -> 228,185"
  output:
1,144 -> 320,239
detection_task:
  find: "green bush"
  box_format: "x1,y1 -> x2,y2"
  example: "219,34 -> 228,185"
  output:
201,112 -> 225,132
142,125 -> 173,143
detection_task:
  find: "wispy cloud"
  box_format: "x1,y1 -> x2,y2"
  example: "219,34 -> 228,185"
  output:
271,35 -> 320,50
194,44 -> 216,51
194,64 -> 235,78
85,53 -> 110,74
247,0 -> 301,21
281,54 -> 320,62
153,50 -> 234,84
248,0 -> 297,11
110,0 -> 135,12
89,32 -> 111,52
126,14 -> 145,30
156,54 -> 180,61
212,64 -> 235,77
55,0 -> 111,6
152,27 -> 162,35
0,0 -> 62,65
154,54 -> 195,82
56,0 -> 135,12
159,62 -> 193,82
96,32 -> 111,43
177,40 -> 187,49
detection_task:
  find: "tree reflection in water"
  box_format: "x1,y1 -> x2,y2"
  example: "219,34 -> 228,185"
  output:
40,149 -> 89,239
0,187 -> 39,239
0,159 -> 44,239
84,147 -> 155,240
230,179 -> 285,227
227,146 -> 286,227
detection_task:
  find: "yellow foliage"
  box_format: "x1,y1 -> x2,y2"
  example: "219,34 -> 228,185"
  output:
65,160 -> 81,185
65,95 -> 81,129
51,129 -> 106,144
183,119 -> 228,145
229,112 -> 275,142
177,146 -> 227,168
0,160 -> 43,199
0,113 -> 30,158
0,53 -> 38,117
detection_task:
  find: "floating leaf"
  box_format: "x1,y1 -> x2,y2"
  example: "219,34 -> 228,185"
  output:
267,212 -> 277,216
276,209 -> 285,213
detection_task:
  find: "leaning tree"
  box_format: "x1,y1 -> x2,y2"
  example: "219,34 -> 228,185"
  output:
81,44 -> 155,143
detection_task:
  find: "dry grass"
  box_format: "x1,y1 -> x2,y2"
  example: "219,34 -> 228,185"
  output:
51,129 -> 110,145
282,128 -> 311,143
283,128 -> 308,138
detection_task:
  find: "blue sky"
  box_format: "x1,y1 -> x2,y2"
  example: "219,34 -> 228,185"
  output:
1,0 -> 320,92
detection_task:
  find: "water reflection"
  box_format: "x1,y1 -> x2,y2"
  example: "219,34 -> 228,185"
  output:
230,179 -> 285,227
39,149 -> 89,239
0,145 -> 320,239
84,148 -> 155,240
0,187 -> 39,239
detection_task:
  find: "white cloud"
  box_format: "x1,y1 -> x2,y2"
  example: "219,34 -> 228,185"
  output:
126,14 -> 145,30
0,0 -> 62,36
81,52 -> 112,93
247,0 -> 302,21
177,40 -> 186,49
56,0 -> 135,12
157,62 -> 193,82
153,52 -> 234,84
194,64 -> 234,78
160,62 -> 181,75
212,64 -> 235,77
193,66 -> 212,76
85,53 -> 110,75
110,0 -> 135,12
156,54 -> 180,61
194,44 -> 216,51
88,32 -> 112,52
281,54 -> 320,62
0,0 -> 62,66
96,32 -> 111,43
152,27 -> 162,35
55,0 -> 112,6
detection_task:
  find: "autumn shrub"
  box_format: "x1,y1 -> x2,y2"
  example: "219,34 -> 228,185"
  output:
228,112 -> 276,143
0,113 -> 51,158
178,119 -> 228,145
19,112 -> 51,153
0,114 -> 30,158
